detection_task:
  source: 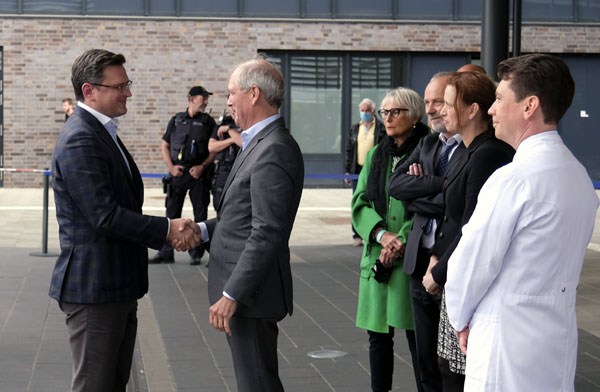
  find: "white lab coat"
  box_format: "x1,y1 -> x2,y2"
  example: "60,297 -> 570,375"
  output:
445,132 -> 599,391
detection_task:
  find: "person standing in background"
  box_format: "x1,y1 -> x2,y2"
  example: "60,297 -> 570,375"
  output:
62,98 -> 75,121
345,98 -> 386,247
150,86 -> 216,265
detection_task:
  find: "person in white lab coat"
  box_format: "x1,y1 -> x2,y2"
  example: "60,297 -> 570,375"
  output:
445,53 -> 599,391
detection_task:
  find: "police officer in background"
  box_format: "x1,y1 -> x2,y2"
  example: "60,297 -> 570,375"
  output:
150,86 -> 216,265
208,110 -> 241,210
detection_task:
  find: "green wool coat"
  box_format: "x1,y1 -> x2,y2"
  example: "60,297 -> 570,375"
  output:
351,146 -> 415,334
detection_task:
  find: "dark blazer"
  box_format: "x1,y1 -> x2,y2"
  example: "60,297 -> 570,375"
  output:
50,106 -> 169,304
206,117 -> 304,320
344,119 -> 386,174
388,132 -> 466,277
431,129 -> 514,286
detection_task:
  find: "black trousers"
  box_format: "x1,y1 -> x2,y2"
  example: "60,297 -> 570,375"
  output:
60,301 -> 138,392
367,328 -> 424,392
410,275 -> 444,392
226,316 -> 284,392
159,171 -> 210,258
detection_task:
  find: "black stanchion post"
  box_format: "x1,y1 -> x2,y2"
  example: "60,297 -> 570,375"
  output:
30,168 -> 59,257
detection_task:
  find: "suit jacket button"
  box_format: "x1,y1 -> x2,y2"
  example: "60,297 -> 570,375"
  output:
444,216 -> 448,222
439,232 -> 444,239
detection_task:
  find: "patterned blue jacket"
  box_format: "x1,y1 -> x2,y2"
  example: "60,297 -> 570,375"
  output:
50,107 -> 168,304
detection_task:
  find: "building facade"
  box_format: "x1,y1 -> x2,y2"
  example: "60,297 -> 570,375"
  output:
0,0 -> 599,187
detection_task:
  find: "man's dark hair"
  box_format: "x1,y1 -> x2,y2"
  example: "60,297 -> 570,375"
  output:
61,98 -> 73,105
497,53 -> 574,125
71,49 -> 126,101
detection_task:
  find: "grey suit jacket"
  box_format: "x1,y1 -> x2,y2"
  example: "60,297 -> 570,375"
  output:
388,132 -> 465,278
206,117 -> 304,320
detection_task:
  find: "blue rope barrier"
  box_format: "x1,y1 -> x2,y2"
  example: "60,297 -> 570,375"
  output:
31,171 -> 600,189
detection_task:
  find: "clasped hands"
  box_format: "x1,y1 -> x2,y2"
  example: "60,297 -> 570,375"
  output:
378,230 -> 405,267
167,218 -> 202,251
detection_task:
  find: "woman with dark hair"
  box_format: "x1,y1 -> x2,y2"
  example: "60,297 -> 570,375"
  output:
420,72 -> 514,391
352,87 -> 428,392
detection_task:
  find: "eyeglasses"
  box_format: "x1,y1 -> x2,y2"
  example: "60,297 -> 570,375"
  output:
378,108 -> 409,118
91,80 -> 133,92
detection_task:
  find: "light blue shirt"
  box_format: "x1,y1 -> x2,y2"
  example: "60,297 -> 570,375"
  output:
241,113 -> 281,150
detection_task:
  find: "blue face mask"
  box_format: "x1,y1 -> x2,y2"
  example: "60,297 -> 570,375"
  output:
360,111 -> 373,123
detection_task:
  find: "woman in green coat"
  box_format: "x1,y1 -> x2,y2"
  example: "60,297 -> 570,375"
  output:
352,87 -> 428,392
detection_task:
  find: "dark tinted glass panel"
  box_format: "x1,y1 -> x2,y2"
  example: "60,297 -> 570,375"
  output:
290,56 -> 342,154
306,0 -> 331,18
87,0 -> 143,14
243,0 -> 300,17
351,56 -> 403,124
0,0 -> 17,11
578,0 -> 600,21
149,0 -> 175,15
457,0 -> 482,20
397,0 -> 453,19
23,0 -> 80,12
181,0 -> 238,16
335,0 -> 392,18
523,0 -> 572,20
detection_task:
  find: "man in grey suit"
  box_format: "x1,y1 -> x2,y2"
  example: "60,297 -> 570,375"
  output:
200,58 -> 304,391
388,72 -> 465,392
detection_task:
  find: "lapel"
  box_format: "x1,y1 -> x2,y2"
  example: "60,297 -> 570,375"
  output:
444,130 -> 493,191
217,117 -> 285,213
78,108 -> 142,203
116,136 -> 143,205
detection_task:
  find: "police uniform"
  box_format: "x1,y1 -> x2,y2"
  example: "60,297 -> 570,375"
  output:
153,88 -> 216,264
210,113 -> 240,210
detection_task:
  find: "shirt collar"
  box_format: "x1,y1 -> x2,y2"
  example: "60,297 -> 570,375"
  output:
241,113 -> 281,150
78,101 -> 120,138
438,132 -> 462,146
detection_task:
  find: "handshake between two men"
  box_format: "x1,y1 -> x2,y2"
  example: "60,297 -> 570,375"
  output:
166,218 -> 203,251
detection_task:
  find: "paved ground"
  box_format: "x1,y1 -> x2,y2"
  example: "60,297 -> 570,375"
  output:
0,187 -> 599,391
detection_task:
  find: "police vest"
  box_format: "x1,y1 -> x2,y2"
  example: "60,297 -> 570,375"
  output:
168,112 -> 213,166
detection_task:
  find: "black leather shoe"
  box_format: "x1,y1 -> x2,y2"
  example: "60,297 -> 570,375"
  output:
149,254 -> 174,264
189,256 -> 202,266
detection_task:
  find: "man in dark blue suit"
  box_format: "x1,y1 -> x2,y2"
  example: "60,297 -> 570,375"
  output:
388,72 -> 465,392
50,49 -> 200,392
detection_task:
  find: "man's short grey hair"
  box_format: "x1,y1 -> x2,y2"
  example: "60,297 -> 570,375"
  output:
381,87 -> 425,123
234,58 -> 285,108
358,98 -> 376,111
431,71 -> 452,81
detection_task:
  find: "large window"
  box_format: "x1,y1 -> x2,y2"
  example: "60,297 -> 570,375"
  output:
266,51 -> 472,186
351,57 -> 403,125
290,56 -> 342,155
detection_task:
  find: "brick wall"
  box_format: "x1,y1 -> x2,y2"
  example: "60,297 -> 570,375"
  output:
1,17 -> 598,187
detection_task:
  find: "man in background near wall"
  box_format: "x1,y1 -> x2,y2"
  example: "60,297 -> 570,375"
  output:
150,86 -> 216,265
62,97 -> 75,121
345,98 -> 386,246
